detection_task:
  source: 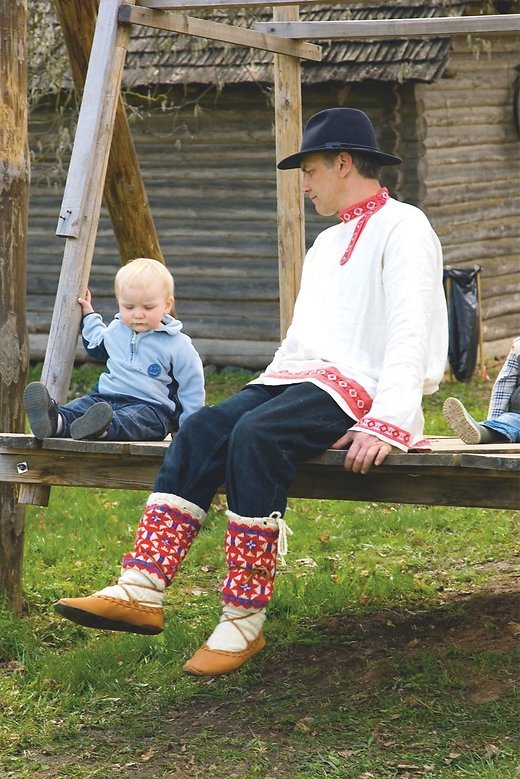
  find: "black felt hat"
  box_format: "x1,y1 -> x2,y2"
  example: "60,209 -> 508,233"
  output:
277,107 -> 402,169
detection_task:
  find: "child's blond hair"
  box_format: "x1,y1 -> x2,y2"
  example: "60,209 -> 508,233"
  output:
115,258 -> 174,310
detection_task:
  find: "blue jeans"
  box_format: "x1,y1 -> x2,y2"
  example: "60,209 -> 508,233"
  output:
483,412 -> 520,443
58,392 -> 176,440
154,382 -> 353,516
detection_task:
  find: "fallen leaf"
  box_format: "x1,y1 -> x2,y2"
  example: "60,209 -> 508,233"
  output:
444,751 -> 461,764
484,743 -> 499,760
296,557 -> 318,567
189,587 -> 207,596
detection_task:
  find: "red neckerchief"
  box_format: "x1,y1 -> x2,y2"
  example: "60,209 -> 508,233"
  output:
337,187 -> 389,266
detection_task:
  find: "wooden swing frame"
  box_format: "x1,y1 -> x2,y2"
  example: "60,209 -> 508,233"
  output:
1,2 -> 519,518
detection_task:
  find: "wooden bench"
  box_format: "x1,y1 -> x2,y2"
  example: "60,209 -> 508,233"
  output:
1,433 -> 518,510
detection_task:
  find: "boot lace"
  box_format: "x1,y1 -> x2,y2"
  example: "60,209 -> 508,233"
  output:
269,511 -> 293,566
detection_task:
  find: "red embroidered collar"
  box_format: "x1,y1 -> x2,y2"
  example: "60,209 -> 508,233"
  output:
337,187 -> 389,223
337,187 -> 390,266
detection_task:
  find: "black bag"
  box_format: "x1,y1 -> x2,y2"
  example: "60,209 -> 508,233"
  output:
443,266 -> 481,382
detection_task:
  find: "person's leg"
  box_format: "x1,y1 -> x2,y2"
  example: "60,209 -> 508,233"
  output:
58,394 -> 111,439
75,399 -> 171,441
443,397 -> 503,444
23,385 -> 110,439
226,382 -> 353,516
55,493 -> 207,634
55,386 -> 278,633
482,412 -> 520,443
183,383 -> 352,675
23,382 -> 61,438
154,384 -> 281,511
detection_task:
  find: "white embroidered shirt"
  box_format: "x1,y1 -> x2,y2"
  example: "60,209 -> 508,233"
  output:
252,192 -> 449,451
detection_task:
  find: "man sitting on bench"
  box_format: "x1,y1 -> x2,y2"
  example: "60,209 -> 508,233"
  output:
55,108 -> 449,677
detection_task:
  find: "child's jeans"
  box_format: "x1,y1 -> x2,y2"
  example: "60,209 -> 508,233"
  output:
58,392 -> 176,440
483,411 -> 520,443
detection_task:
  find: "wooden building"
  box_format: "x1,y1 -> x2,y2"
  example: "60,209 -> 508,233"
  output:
27,0 -> 520,368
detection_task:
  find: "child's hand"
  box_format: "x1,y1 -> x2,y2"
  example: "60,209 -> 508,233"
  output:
78,289 -> 94,315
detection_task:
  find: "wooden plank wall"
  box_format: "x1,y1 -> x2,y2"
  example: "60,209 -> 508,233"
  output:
417,34 -> 520,361
27,83 -> 398,368
27,58 -> 519,369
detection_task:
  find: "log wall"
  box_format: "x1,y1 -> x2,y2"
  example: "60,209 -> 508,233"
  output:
417,33 -> 520,361
27,82 -> 398,368
27,48 -> 519,369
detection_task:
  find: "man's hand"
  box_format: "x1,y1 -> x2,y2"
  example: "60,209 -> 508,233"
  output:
331,430 -> 394,474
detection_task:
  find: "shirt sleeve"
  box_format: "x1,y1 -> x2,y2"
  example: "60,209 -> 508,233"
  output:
174,337 -> 206,426
81,312 -> 109,362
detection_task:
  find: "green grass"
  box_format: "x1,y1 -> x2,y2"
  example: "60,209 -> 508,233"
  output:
1,364 -> 518,778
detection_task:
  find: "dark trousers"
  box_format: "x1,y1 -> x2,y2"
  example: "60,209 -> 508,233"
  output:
154,382 -> 353,516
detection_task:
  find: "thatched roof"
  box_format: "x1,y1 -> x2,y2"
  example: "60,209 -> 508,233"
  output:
30,0 -> 480,95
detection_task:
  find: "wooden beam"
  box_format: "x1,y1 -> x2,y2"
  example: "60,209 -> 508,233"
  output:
273,4 -> 304,338
136,0 -> 327,9
118,4 -> 322,60
1,435 -> 519,509
49,0 -> 133,395
44,2 -> 134,399
253,14 -> 520,39
0,0 -> 29,613
54,0 -> 163,264
56,0 -> 135,239
21,0 -> 136,506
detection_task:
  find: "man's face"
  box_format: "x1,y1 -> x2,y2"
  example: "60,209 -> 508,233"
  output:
300,153 -> 346,216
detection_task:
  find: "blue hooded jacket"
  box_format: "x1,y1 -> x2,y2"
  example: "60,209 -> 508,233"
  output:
81,312 -> 205,426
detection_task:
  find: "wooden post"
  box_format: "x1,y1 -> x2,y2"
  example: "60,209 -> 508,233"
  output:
0,0 -> 29,611
18,0 -> 136,507
53,0 -> 164,264
47,0 -> 136,395
273,4 -> 305,339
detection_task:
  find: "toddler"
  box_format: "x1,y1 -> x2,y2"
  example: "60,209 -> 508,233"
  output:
24,258 -> 205,441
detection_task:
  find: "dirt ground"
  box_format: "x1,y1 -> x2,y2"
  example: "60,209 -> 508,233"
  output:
119,572 -> 520,779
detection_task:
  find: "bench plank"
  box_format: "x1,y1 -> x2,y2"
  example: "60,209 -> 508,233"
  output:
0,434 -> 518,509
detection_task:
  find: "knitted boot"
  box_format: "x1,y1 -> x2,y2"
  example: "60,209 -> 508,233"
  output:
55,493 -> 206,634
183,509 -> 292,675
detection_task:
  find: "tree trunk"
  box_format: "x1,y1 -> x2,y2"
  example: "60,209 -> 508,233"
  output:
0,0 -> 30,612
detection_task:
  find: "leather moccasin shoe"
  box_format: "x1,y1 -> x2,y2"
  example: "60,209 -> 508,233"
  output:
182,632 -> 266,676
54,595 -> 163,635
